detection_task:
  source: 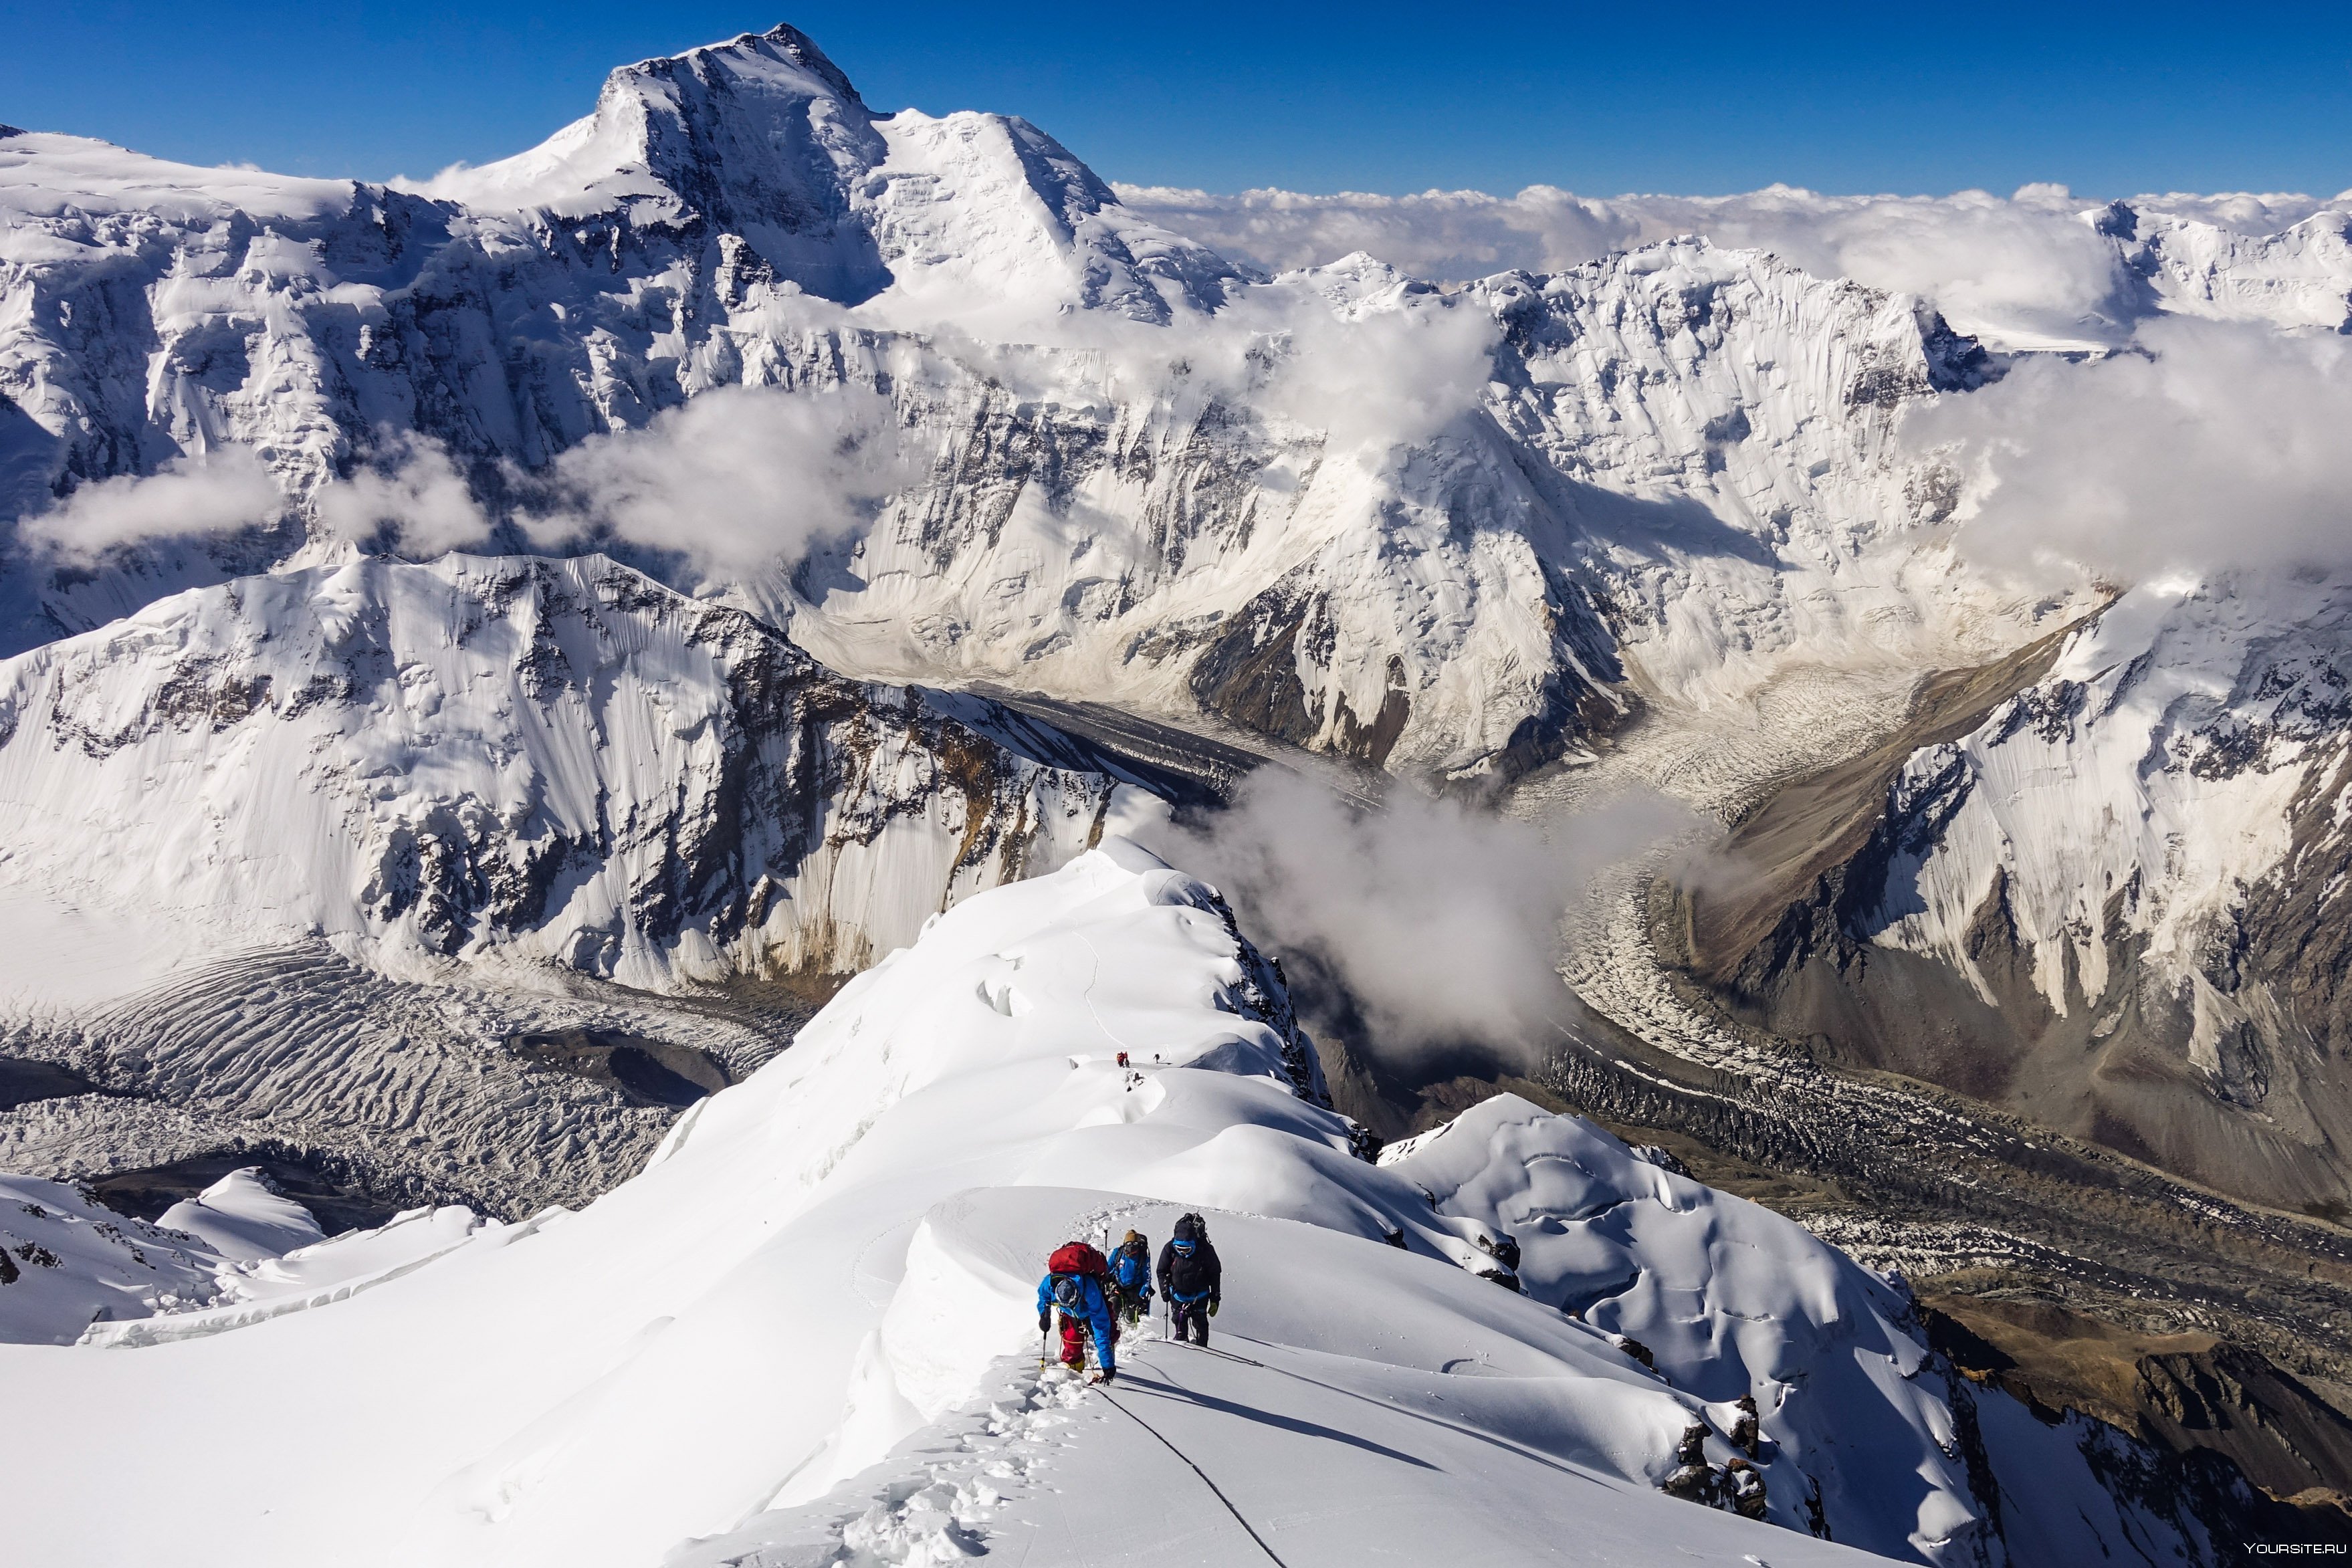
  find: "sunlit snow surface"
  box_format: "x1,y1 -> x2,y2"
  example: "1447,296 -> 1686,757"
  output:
0,843 -> 2159,1566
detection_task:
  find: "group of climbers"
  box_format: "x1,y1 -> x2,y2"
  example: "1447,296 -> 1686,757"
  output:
1035,1212 -> 1777,1527
1033,1212 -> 1223,1383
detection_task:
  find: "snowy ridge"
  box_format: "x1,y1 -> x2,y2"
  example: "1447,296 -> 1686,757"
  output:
1117,181 -> 2352,349
2125,205 -> 2352,334
0,843 -> 2215,1565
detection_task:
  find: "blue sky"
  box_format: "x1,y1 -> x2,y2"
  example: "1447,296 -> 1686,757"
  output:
4,2 -> 2348,197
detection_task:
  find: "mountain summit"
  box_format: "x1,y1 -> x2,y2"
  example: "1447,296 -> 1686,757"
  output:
407,19 -> 1238,316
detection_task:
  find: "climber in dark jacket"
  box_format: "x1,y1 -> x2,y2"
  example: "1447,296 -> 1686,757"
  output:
1156,1212 -> 1222,1345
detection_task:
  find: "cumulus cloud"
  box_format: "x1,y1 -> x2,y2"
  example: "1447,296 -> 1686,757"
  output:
314,435 -> 491,556
1142,768 -> 1693,1062
17,386 -> 916,579
16,446 -> 284,560
1233,283 -> 1503,453
520,384 -> 912,578
1911,318 -> 2352,581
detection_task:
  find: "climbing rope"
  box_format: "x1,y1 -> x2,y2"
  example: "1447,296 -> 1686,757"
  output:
1095,1368 -> 1291,1568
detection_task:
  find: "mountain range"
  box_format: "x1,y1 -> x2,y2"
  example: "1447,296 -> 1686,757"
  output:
4,20 -> 2352,1565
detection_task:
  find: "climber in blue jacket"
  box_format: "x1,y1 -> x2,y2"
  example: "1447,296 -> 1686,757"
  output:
1107,1230 -> 1154,1327
1037,1240 -> 1119,1381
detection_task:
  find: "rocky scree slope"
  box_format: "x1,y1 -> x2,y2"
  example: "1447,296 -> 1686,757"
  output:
1690,576 -> 2352,1214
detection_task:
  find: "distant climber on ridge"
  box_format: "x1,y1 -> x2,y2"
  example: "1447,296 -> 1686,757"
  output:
1108,1229 -> 1153,1327
1037,1238 -> 1119,1382
1156,1212 -> 1222,1346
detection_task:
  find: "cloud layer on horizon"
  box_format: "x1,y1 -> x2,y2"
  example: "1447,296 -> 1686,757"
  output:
1117,181 -> 2352,348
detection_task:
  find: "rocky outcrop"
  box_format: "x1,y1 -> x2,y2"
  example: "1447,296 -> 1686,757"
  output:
1926,1295 -> 2352,1547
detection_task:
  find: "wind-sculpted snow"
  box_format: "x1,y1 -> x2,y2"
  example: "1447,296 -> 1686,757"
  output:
0,842 -> 2200,1565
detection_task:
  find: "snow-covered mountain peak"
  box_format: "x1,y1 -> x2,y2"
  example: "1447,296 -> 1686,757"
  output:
407,23 -> 885,288
397,20 -> 1237,321
0,129 -> 358,224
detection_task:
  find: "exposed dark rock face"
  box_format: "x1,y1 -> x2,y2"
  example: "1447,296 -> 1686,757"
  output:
1925,1295 -> 2352,1506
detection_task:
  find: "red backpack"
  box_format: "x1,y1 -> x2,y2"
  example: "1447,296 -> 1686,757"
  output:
1048,1240 -> 1109,1278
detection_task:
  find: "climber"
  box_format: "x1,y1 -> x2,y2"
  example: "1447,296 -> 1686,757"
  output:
1036,1238 -> 1119,1382
1156,1212 -> 1222,1346
1108,1229 -> 1154,1327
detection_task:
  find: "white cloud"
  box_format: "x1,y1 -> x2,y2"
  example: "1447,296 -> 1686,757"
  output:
314,435 -> 490,556
519,384 -> 912,580
1910,317 -> 2352,581
1235,282 -> 1504,454
16,447 -> 282,559
1141,768 -> 1693,1061
1117,182 -> 2349,350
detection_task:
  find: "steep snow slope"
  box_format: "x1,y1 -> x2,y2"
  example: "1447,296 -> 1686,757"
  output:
0,552 -> 1139,988
0,843 -> 2215,1566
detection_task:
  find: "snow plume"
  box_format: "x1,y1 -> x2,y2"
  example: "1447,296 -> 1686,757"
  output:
1118,182 -> 2332,348
1147,769 -> 1687,1062
1911,318 -> 2352,581
16,446 -> 281,559
521,384 -> 911,578
314,435 -> 490,556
